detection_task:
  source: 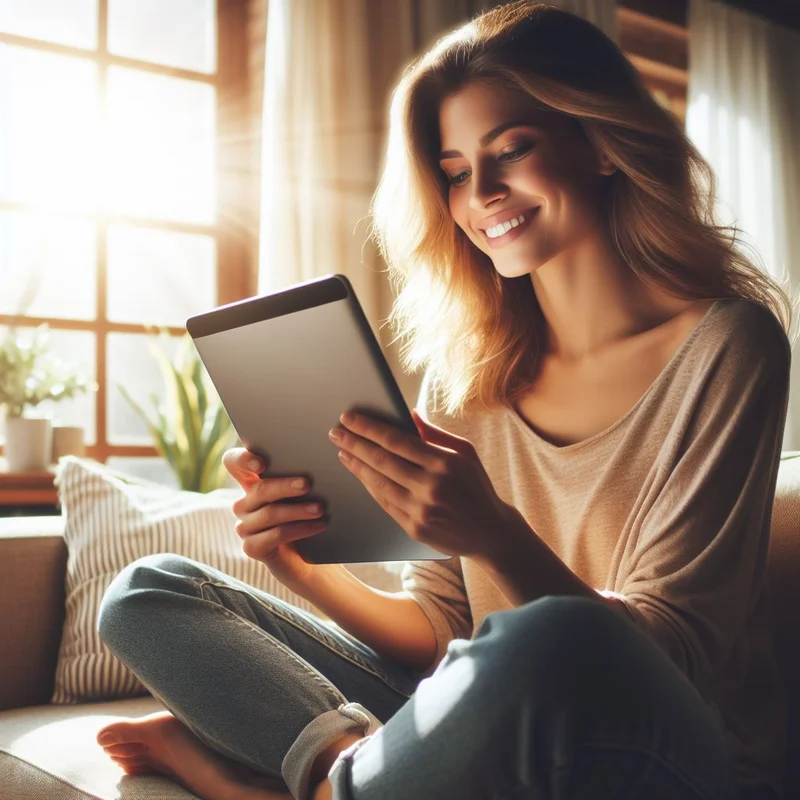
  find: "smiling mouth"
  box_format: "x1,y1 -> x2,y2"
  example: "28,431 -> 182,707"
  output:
480,208 -> 539,245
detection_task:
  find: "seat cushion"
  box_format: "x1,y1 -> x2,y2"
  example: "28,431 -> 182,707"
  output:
0,697 -> 199,800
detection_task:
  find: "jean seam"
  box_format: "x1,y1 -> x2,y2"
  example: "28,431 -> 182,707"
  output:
197,577 -> 416,700
197,582 -> 350,709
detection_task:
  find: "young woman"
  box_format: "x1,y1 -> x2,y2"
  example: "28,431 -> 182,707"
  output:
95,3 -> 796,799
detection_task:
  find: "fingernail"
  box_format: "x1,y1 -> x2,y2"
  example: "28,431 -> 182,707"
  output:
292,479 -> 307,490
328,428 -> 342,441
305,503 -> 320,514
248,459 -> 261,472
341,411 -> 355,425
98,732 -> 115,746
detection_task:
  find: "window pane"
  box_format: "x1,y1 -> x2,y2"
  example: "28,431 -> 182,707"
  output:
108,0 -> 216,74
0,45 -> 100,211
107,226 -> 216,326
106,68 -> 216,225
0,0 -> 98,49
107,332 -> 182,445
0,327 -> 96,445
105,456 -> 178,487
0,212 -> 96,320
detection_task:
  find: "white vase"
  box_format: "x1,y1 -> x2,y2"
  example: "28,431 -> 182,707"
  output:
4,416 -> 53,472
52,425 -> 86,461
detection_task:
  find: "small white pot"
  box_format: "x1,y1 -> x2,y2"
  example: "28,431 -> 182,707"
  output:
4,416 -> 53,472
52,425 -> 86,460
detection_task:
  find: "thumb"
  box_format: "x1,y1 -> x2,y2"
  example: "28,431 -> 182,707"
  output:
412,409 -> 478,461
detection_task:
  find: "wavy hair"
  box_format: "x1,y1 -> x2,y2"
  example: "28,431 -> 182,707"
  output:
371,1 -> 798,416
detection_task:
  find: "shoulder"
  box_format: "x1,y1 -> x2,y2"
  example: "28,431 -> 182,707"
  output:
703,298 -> 790,377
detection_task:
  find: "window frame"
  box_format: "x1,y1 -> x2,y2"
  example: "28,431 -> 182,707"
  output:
0,0 -> 256,463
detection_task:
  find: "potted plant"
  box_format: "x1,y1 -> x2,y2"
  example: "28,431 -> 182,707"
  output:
118,332 -> 239,493
0,324 -> 97,472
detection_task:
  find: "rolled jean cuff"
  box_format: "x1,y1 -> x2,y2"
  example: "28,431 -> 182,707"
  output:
282,702 -> 383,800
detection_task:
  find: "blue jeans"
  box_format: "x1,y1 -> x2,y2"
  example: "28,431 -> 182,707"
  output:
97,554 -> 777,800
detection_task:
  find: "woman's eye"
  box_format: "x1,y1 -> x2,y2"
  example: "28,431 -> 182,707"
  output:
448,171 -> 470,187
499,144 -> 532,162
445,143 -> 532,186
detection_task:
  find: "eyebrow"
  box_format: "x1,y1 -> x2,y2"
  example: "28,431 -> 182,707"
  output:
439,119 -> 540,161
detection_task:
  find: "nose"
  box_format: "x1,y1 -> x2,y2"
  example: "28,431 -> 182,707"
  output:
468,161 -> 507,210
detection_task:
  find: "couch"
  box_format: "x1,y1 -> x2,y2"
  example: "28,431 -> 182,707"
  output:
2,453 -> 800,800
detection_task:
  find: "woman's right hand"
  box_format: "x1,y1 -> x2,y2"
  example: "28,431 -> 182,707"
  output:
223,447 -> 330,595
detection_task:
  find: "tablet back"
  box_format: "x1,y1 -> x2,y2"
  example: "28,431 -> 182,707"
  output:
187,274 -> 449,565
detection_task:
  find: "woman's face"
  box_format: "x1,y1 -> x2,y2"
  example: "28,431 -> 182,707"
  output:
438,82 -> 615,279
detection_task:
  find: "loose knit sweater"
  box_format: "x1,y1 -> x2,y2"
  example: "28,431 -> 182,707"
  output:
401,297 -> 791,795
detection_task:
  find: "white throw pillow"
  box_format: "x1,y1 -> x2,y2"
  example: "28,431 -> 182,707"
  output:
51,456 -> 326,704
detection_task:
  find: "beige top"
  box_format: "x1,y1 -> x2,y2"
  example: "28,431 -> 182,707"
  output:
402,297 -> 791,793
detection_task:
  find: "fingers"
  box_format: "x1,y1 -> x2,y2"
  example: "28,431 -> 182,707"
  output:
337,450 -> 414,510
234,499 -> 326,538
337,412 -> 441,470
222,447 -> 266,488
330,426 -> 430,492
232,475 -> 311,516
240,518 -> 328,560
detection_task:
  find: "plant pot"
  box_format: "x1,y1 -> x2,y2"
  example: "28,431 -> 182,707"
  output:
4,416 -> 53,472
52,425 -> 86,460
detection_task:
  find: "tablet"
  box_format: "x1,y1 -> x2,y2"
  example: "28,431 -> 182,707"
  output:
186,274 -> 450,565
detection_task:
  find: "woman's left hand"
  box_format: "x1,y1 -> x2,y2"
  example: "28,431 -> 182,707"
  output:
328,409 -> 522,561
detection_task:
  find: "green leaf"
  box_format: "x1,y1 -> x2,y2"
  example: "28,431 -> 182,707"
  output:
191,357 -> 208,422
149,342 -> 189,453
119,384 -> 174,463
116,333 -> 238,493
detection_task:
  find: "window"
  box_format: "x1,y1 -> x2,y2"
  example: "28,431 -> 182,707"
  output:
0,0 -> 253,477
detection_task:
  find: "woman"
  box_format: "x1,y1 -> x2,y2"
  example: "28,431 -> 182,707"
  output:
96,3 -> 796,799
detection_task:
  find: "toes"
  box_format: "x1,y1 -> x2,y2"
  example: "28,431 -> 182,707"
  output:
104,741 -> 148,757
97,718 -> 150,748
114,758 -> 154,776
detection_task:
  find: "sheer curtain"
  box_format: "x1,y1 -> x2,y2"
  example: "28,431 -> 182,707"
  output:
257,0 -> 617,402
686,0 -> 800,450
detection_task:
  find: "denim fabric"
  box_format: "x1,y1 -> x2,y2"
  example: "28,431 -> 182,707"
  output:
97,553 -> 418,798
97,554 -> 779,800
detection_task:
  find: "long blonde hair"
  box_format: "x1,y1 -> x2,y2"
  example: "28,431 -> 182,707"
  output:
371,1 -> 798,416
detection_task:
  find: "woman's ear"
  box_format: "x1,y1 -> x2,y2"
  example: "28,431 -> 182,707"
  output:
597,151 -> 618,176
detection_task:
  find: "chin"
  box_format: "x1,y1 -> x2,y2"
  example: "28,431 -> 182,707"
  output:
491,258 -> 539,280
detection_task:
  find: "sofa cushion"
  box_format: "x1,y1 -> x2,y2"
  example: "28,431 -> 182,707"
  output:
0,696 -> 198,799
0,517 -> 67,711
52,457 -> 326,704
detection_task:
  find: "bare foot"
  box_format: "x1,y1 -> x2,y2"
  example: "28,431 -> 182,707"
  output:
96,710 -> 290,800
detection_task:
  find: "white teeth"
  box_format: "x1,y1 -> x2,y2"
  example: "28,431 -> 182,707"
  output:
485,213 -> 527,239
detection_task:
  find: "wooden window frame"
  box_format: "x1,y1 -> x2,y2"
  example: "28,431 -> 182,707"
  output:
618,3 -> 689,125
0,0 -> 256,463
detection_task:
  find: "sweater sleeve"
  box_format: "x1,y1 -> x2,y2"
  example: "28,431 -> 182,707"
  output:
401,556 -> 473,675
616,310 -> 791,697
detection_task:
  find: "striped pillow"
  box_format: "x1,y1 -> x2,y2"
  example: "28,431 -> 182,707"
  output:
51,456 -> 324,704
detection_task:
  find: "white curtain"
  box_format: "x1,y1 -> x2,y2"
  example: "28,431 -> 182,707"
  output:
686,0 -> 800,450
258,0 -> 380,318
